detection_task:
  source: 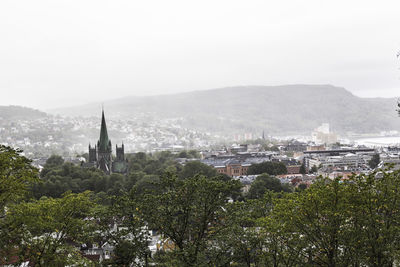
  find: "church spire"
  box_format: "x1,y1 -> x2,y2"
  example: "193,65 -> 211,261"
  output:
98,109 -> 110,152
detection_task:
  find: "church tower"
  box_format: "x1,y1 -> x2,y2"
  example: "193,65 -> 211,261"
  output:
88,143 -> 97,163
85,109 -> 127,175
96,109 -> 112,174
116,143 -> 125,161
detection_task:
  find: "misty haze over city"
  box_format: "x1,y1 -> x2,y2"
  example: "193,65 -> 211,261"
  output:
1,0 -> 400,158
1,0 -> 400,109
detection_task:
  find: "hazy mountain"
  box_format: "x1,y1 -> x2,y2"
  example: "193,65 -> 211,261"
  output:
49,85 -> 400,135
0,106 -> 48,121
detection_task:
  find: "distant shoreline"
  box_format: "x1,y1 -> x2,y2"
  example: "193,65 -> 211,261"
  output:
354,136 -> 400,146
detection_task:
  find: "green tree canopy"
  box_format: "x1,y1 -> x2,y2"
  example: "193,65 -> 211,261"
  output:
269,178 -> 353,266
139,173 -> 241,266
247,161 -> 287,175
96,191 -> 150,266
178,160 -> 217,179
208,197 -> 273,266
45,155 -> 64,167
0,145 -> 39,210
368,153 -> 380,169
299,163 -> 306,174
260,168 -> 400,266
247,174 -> 291,199
4,191 -> 96,266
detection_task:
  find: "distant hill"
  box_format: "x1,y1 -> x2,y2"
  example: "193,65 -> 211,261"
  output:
0,106 -> 48,121
49,85 -> 400,135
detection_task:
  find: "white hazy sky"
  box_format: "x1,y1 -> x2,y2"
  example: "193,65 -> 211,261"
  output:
1,0 -> 400,109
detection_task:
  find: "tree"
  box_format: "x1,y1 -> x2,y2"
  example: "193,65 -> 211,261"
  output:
4,192 -> 96,266
177,150 -> 201,159
187,150 -> 200,159
297,183 -> 308,191
139,173 -> 241,266
253,168 -> 400,266
134,174 -> 161,194
44,155 -> 64,167
0,145 -> 39,211
247,174 -> 291,199
97,191 -> 150,267
310,165 -> 318,174
267,145 -> 280,152
0,145 -> 39,263
299,164 -> 306,174
178,161 -> 217,179
368,153 -> 380,169
177,151 -> 189,158
209,197 -> 273,266
346,168 -> 400,266
247,161 -> 287,175
259,210 -> 304,267
269,178 -> 355,266
40,155 -> 64,177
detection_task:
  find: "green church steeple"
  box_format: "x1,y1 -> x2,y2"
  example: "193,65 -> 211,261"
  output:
85,108 -> 126,175
98,109 -> 111,152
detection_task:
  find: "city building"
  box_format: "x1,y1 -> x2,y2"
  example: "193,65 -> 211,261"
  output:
311,123 -> 338,144
303,147 -> 375,171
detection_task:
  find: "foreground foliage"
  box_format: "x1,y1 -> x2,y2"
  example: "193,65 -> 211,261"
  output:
3,192 -> 95,266
0,146 -> 38,210
3,145 -> 400,266
96,191 -> 150,266
139,173 -> 241,266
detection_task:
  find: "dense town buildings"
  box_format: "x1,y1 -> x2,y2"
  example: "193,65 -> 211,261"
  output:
3,108 -> 400,187
198,140 -> 400,189
0,111 -> 221,159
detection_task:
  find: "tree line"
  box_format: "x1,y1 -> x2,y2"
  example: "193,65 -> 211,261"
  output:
33,151 -> 212,202
34,153 -> 290,202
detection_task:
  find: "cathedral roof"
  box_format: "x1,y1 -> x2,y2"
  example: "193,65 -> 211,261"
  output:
98,110 -> 111,152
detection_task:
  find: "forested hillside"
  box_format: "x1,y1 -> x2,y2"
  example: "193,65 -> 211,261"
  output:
50,85 -> 400,135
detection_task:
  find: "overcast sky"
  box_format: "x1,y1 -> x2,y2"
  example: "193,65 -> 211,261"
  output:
1,0 -> 400,109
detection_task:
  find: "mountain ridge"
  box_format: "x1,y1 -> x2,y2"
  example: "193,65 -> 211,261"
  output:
0,105 -> 48,121
29,85 -> 400,135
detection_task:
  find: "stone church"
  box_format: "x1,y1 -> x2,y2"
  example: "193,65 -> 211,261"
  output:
85,110 -> 127,174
